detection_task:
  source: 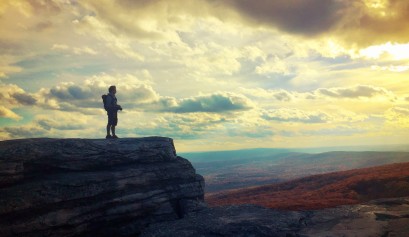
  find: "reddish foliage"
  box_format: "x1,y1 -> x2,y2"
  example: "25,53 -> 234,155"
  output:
206,162 -> 409,211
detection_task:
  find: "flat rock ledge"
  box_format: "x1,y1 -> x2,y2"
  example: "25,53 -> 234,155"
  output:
0,137 -> 205,237
141,197 -> 409,237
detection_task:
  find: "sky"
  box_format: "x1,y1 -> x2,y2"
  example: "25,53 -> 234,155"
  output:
1,0 -> 409,152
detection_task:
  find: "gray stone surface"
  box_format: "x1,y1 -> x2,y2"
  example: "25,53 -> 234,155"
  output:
0,137 -> 205,237
141,197 -> 409,237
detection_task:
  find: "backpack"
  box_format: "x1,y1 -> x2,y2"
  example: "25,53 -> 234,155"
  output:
102,94 -> 109,111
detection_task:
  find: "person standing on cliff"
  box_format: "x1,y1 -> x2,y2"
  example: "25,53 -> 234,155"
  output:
105,85 -> 122,139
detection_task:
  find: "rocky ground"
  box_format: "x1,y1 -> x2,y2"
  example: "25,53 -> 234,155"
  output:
141,197 -> 409,237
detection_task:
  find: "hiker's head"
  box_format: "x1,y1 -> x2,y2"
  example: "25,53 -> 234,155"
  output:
108,85 -> 116,94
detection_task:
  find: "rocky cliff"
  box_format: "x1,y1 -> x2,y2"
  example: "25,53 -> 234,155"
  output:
0,137 -> 205,237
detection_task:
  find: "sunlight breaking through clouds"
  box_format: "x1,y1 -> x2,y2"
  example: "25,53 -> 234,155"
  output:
1,0 -> 409,151
360,42 -> 409,60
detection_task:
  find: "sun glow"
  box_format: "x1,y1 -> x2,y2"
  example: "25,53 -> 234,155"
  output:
360,42 -> 409,60
364,0 -> 388,9
364,0 -> 389,17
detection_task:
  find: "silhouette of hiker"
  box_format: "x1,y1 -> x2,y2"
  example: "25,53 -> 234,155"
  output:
105,85 -> 122,139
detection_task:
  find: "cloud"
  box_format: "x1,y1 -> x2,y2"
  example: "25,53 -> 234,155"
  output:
240,88 -> 295,102
0,106 -> 22,120
255,55 -> 294,76
0,111 -> 101,139
371,64 -> 409,72
270,91 -> 293,102
261,108 -> 330,123
389,107 -> 409,116
241,85 -> 395,102
385,107 -> 409,128
226,125 -> 274,138
1,125 -> 47,138
0,83 -> 37,107
163,92 -> 254,113
0,55 -> 23,78
3,75 -> 253,117
183,43 -> 242,76
0,0 -> 87,78
337,0 -> 409,46
74,0 -> 220,61
25,0 -> 63,15
79,0 -> 212,40
37,73 -> 159,112
35,114 -> 88,130
49,83 -> 94,101
52,44 -> 98,55
11,92 -> 37,105
315,85 -> 394,99
128,113 -> 228,140
222,0 -> 344,36
217,0 -> 409,47
73,15 -> 144,60
302,126 -> 366,136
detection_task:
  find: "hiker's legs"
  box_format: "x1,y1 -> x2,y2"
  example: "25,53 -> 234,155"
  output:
106,124 -> 111,136
111,125 -> 116,136
107,111 -> 118,138
111,112 -> 118,136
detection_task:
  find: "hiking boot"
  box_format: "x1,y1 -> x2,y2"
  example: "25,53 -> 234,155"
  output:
112,135 -> 118,139
106,134 -> 112,139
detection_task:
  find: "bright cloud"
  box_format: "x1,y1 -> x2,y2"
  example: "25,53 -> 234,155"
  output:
261,108 -> 331,124
0,106 -> 21,120
360,42 -> 409,60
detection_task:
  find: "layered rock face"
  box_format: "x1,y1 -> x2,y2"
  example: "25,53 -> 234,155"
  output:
0,137 -> 205,237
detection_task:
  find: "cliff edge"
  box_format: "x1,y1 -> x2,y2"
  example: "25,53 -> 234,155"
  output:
0,137 -> 205,237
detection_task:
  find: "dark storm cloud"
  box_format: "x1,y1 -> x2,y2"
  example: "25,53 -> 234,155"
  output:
165,93 -> 253,113
222,0 -> 345,35
49,85 -> 94,100
344,0 -> 409,45
218,0 -> 409,45
11,93 -> 37,105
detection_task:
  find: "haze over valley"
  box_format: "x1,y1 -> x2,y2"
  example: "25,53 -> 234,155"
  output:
182,147 -> 409,193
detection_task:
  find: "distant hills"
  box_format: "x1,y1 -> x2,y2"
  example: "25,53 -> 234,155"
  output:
182,150 -> 409,192
206,162 -> 409,210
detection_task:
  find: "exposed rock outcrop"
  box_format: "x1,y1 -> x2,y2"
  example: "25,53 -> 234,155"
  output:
141,197 -> 409,237
2,137 -> 408,237
0,137 -> 205,237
